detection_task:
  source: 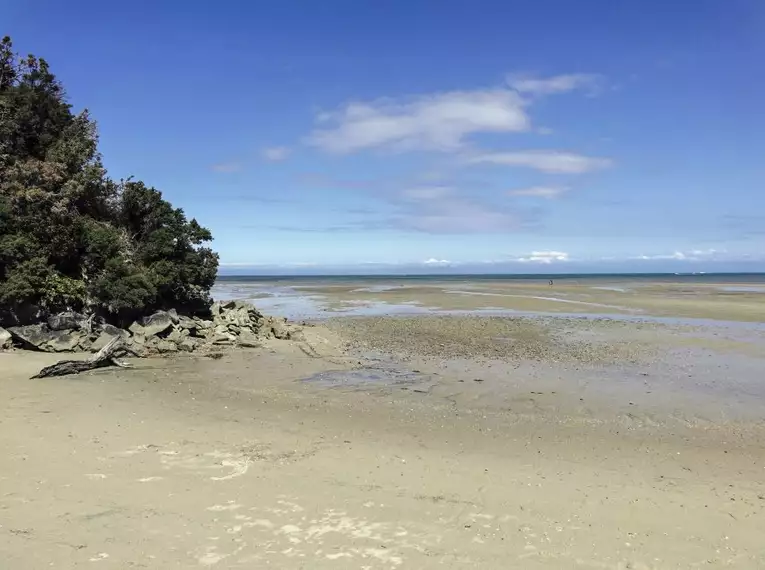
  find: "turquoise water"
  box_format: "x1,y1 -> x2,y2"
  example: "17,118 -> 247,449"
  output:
217,272 -> 765,285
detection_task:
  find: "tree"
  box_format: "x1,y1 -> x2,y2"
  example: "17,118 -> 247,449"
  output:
0,36 -> 218,325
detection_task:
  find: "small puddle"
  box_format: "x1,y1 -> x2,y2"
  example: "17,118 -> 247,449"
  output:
302,368 -> 429,390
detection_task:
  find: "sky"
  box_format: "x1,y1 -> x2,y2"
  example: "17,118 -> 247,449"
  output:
6,0 -> 765,274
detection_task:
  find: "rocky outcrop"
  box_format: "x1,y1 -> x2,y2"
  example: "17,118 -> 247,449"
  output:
1,302 -> 306,356
0,327 -> 12,349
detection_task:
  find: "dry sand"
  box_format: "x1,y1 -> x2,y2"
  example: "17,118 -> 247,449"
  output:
2,315 -> 765,569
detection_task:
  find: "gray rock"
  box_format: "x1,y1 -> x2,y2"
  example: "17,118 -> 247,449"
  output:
7,324 -> 51,350
167,308 -> 180,324
227,323 -> 241,335
210,302 -> 222,319
47,311 -> 84,331
165,328 -> 184,343
156,339 -> 178,353
194,318 -> 213,329
128,321 -> 146,336
141,311 -> 174,337
0,327 -> 12,349
45,330 -> 83,352
238,330 -> 262,348
90,331 -> 118,352
177,338 -> 197,352
131,334 -> 146,345
100,324 -> 129,338
271,320 -> 289,339
177,315 -> 197,331
287,329 -> 306,342
221,300 -> 237,310
212,332 -> 236,345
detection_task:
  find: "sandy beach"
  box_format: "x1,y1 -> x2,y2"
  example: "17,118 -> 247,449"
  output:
2,279 -> 765,569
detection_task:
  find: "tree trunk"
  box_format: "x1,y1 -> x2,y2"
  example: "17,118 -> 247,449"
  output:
30,336 -> 132,379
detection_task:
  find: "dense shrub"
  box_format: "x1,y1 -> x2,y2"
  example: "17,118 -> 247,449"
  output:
0,37 -> 218,325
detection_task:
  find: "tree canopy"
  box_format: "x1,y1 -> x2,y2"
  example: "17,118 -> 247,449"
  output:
0,36 -> 218,325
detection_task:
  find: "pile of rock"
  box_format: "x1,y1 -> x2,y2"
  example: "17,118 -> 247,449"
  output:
0,300 -> 305,355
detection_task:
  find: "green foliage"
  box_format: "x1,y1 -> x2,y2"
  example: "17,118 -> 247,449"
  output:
0,37 -> 219,324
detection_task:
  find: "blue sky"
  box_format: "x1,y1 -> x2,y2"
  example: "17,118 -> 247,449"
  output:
6,0 -> 765,274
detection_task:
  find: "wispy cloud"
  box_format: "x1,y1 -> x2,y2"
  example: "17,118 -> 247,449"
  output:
507,73 -> 604,97
508,186 -> 569,199
306,89 -> 530,154
466,150 -> 612,174
392,185 -> 524,234
633,248 -> 723,261
261,146 -> 291,161
210,161 -> 243,173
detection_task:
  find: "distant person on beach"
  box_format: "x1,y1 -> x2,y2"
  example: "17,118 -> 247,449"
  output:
549,279 -> 554,287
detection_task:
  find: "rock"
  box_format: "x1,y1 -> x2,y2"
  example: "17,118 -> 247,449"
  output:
211,332 -> 236,345
287,329 -> 306,342
7,324 -> 51,350
238,330 -> 262,348
128,321 -> 146,336
0,327 -> 12,349
90,331 -> 116,352
167,308 -> 180,324
155,339 -> 178,353
89,326 -> 128,352
177,338 -> 197,352
141,311 -> 174,337
101,324 -> 129,338
271,320 -> 289,340
165,328 -> 184,343
131,334 -> 146,346
194,318 -> 213,330
47,311 -> 84,331
210,302 -> 222,319
45,330 -> 84,352
177,315 -> 198,331
221,300 -> 237,310
227,323 -> 241,335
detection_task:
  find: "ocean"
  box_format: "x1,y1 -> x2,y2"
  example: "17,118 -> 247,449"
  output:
216,272 -> 765,285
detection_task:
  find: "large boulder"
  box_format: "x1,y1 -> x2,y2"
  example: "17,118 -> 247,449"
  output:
141,311 -> 174,337
7,324 -> 52,350
0,327 -> 12,349
46,330 -> 84,352
177,315 -> 198,331
47,311 -> 84,331
90,326 -> 129,352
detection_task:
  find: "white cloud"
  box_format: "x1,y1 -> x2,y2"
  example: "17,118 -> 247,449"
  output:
507,73 -> 604,96
508,186 -> 569,199
307,89 -> 530,154
515,250 -> 569,264
423,258 -> 451,266
261,146 -> 291,161
466,150 -> 612,174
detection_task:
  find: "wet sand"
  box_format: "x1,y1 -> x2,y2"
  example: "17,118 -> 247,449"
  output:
212,277 -> 765,323
2,311 -> 765,568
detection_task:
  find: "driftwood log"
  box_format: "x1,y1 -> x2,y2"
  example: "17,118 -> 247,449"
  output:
31,336 -> 134,379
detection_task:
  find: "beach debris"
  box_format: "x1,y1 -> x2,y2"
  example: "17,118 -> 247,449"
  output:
30,336 -> 137,379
